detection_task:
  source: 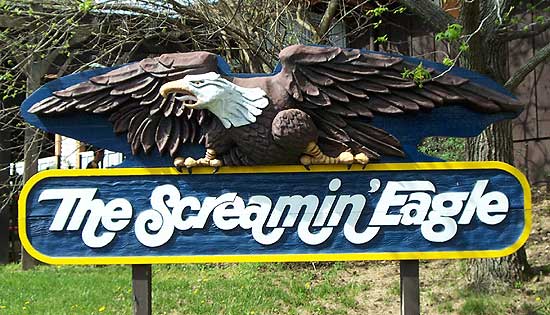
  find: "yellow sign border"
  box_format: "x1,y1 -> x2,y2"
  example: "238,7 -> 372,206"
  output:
19,161 -> 531,265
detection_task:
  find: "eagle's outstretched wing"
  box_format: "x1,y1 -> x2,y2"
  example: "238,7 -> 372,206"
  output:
28,52 -> 218,157
276,45 -> 522,160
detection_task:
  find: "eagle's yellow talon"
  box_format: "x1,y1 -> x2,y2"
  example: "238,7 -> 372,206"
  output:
209,159 -> 222,168
174,157 -> 185,168
300,155 -> 313,166
197,158 -> 210,166
338,151 -> 354,164
354,153 -> 369,165
174,149 -> 222,172
184,157 -> 198,168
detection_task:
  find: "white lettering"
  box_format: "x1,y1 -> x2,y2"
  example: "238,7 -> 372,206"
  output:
371,181 -> 435,226
42,188 -> 133,248
41,178 -> 511,248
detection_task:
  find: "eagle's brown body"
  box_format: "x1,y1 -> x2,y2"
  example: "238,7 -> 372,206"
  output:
208,76 -> 316,165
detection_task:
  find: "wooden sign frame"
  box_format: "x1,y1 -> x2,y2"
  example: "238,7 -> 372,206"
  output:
20,162 -> 530,265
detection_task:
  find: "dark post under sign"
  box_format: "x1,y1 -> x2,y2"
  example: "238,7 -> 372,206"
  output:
132,264 -> 152,315
400,260 -> 420,315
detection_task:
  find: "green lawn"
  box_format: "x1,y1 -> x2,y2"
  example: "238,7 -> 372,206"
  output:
0,262 -> 368,315
1,262 -> 548,315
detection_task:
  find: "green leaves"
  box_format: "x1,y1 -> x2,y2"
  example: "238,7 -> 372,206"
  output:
78,0 -> 94,14
392,6 -> 406,14
374,34 -> 388,44
534,15 -> 546,25
459,41 -> 469,53
0,70 -> 23,101
0,71 -> 14,82
443,57 -> 454,67
435,24 -> 463,42
366,6 -> 389,17
434,23 -> 468,67
401,62 -> 432,88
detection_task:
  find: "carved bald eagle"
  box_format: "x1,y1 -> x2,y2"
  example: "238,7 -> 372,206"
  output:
28,45 -> 521,169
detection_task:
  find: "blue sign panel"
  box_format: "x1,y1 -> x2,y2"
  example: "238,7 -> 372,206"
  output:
19,162 -> 530,264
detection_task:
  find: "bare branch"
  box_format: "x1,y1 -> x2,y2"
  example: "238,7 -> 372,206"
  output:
498,20 -> 550,41
505,41 -> 550,91
295,2 -> 320,39
318,0 -> 339,38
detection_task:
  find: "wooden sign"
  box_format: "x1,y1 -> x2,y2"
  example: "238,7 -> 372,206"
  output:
20,45 -> 529,266
19,162 -> 529,264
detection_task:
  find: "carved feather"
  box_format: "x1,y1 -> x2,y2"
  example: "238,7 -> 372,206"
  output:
169,118 -> 182,156
140,116 -> 159,153
90,63 -> 144,85
412,87 -> 445,104
350,81 -> 390,93
332,49 -> 361,63
392,90 -> 435,109
28,96 -> 62,113
293,70 -> 320,96
343,102 -> 374,118
92,96 -> 131,114
311,66 -> 363,82
365,77 -> 416,89
335,83 -> 369,98
357,97 -> 403,114
53,81 -> 110,97
131,118 -> 149,155
299,68 -> 334,86
110,76 -> 154,95
155,116 -> 172,154
320,62 -> 378,75
378,94 -> 420,111
180,119 -> 190,144
319,86 -> 350,103
326,104 -> 358,117
113,106 -> 142,134
305,92 -> 332,107
163,96 -> 176,117
425,84 -> 465,101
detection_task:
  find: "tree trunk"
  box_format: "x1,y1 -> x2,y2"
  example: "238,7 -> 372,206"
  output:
461,0 -> 530,291
466,122 -> 530,291
466,121 -> 513,163
0,111 -> 11,264
21,59 -> 45,270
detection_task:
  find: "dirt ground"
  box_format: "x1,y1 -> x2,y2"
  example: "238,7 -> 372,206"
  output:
326,190 -> 550,314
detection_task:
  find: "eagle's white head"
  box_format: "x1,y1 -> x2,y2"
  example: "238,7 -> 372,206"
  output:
159,72 -> 268,128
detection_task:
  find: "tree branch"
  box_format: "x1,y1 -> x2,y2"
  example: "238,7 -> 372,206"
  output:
505,41 -> 550,91
498,20 -> 550,41
397,0 -> 456,32
318,0 -> 339,39
295,2 -> 320,39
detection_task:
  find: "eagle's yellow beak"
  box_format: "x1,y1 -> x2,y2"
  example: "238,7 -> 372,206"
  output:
159,79 -> 193,98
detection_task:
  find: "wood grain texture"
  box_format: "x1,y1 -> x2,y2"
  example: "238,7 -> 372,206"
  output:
20,165 -> 528,263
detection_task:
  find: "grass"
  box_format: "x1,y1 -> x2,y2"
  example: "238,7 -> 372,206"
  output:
0,264 -> 131,315
0,263 -> 370,315
459,295 -> 505,315
0,260 -> 549,314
